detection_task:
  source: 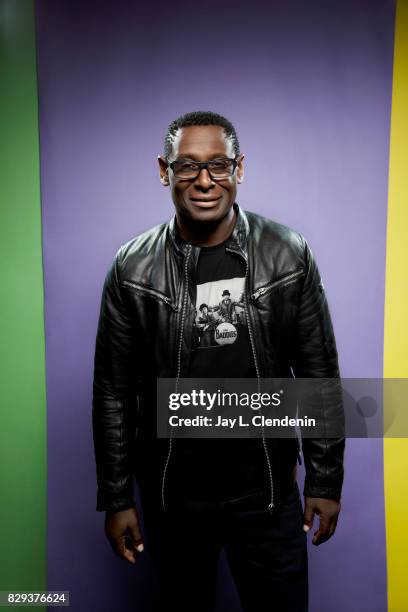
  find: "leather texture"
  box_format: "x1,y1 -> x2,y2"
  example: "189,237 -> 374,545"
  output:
92,202 -> 345,512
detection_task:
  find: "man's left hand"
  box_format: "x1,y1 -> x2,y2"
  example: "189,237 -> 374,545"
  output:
303,497 -> 341,546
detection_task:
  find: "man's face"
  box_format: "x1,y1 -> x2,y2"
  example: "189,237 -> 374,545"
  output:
158,125 -> 244,224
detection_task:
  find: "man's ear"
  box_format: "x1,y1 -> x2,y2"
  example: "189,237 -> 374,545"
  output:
157,155 -> 169,186
236,154 -> 245,184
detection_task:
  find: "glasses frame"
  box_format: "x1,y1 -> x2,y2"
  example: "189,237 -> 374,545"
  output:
167,155 -> 240,181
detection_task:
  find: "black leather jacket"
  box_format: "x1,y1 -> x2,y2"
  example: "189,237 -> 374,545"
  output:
92,202 -> 345,513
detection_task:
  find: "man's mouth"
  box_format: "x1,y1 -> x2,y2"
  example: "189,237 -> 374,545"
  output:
189,196 -> 222,207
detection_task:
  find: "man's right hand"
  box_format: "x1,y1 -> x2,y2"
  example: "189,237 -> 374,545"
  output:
104,506 -> 144,565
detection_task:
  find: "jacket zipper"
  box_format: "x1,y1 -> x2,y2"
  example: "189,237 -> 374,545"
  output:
121,280 -> 178,311
161,244 -> 192,511
251,269 -> 305,301
226,246 -> 275,514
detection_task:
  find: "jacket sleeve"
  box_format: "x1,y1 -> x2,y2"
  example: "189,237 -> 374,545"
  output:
92,246 -> 138,512
293,237 -> 345,502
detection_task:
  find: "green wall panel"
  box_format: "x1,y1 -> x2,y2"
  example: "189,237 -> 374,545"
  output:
0,1 -> 46,608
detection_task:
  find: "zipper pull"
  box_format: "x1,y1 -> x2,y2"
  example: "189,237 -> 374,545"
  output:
251,287 -> 265,301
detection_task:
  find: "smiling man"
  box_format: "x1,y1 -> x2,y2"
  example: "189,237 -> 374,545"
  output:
92,110 -> 345,612
159,122 -> 242,244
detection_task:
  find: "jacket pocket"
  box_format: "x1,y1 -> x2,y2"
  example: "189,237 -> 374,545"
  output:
251,269 -> 305,302
121,280 -> 178,311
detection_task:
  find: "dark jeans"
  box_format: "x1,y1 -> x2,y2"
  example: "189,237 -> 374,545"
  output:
139,481 -> 308,612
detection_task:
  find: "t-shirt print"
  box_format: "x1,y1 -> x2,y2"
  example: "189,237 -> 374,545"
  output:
192,276 -> 247,350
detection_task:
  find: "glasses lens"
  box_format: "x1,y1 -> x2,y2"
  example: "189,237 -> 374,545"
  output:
208,159 -> 234,178
172,161 -> 200,179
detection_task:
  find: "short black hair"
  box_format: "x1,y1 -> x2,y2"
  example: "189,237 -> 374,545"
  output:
164,110 -> 240,160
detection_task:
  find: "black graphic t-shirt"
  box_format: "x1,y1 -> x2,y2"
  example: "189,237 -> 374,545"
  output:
189,240 -> 255,377
170,236 -> 267,501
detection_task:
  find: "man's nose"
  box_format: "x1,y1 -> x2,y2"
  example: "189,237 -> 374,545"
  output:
194,167 -> 214,189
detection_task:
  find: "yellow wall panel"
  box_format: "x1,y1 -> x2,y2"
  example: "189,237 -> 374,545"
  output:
384,2 -> 408,610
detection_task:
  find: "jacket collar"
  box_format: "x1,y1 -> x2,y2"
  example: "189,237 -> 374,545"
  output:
167,201 -> 250,257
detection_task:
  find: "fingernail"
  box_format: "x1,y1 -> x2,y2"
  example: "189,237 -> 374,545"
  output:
136,543 -> 144,552
303,525 -> 310,532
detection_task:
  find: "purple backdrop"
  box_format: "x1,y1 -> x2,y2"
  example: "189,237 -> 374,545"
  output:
36,1 -> 394,610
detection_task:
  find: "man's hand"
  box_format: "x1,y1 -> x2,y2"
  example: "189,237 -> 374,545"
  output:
104,506 -> 144,564
303,497 -> 341,546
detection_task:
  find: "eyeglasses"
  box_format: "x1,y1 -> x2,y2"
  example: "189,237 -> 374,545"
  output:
167,156 -> 239,180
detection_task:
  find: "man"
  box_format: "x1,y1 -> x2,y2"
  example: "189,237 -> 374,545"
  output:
92,111 -> 345,612
215,289 -> 235,322
195,303 -> 216,347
